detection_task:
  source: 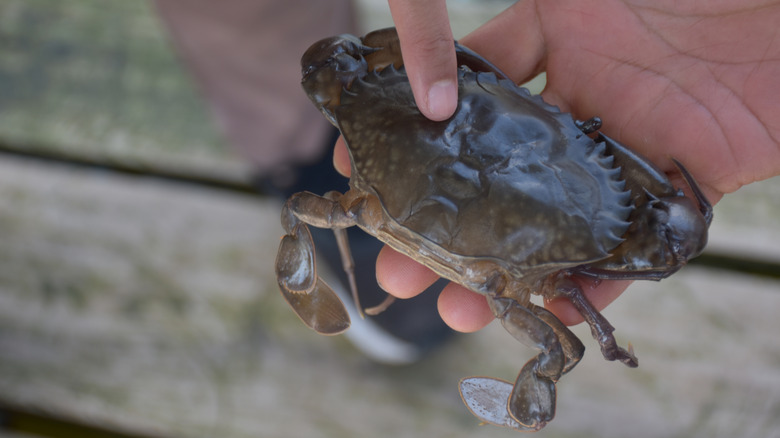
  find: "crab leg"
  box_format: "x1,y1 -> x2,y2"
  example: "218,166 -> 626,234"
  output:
462,296 -> 585,430
555,276 -> 638,367
329,224 -> 396,316
671,157 -> 713,226
331,226 -> 361,316
532,304 -> 587,375
276,191 -> 358,334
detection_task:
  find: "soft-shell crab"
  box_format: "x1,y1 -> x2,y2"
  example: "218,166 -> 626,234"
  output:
276,28 -> 712,431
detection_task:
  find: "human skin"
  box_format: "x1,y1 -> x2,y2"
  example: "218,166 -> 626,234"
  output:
333,0 -> 780,332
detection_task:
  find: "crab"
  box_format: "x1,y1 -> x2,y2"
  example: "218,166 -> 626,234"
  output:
275,28 -> 713,431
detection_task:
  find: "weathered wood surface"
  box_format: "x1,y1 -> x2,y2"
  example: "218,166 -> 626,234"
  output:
0,156 -> 779,438
1,1 -> 779,438
0,0 -> 247,184
706,179 -> 780,264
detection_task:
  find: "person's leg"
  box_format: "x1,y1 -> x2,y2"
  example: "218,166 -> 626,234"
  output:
153,0 -> 352,175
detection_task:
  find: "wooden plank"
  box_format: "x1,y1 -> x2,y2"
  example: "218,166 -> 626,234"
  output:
1,155 -> 779,438
0,0 -> 247,182
708,176 -> 780,264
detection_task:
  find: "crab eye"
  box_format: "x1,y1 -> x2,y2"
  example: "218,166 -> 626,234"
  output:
302,64 -> 318,78
662,197 -> 709,262
670,239 -> 683,257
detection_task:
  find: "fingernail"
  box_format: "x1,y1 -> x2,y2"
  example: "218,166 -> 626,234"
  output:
426,80 -> 457,121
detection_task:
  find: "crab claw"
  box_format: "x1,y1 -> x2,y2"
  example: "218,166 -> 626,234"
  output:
459,377 -> 544,431
671,157 -> 713,227
275,214 -> 350,335
278,275 -> 350,335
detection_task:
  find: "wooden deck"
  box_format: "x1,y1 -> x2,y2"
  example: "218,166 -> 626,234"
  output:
1,2 -> 779,438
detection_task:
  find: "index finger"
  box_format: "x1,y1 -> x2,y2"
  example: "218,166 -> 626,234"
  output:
388,0 -> 458,121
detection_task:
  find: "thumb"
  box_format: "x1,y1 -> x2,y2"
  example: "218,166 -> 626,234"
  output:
388,0 -> 458,121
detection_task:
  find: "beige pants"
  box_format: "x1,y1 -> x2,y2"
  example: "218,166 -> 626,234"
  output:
154,0 -> 356,174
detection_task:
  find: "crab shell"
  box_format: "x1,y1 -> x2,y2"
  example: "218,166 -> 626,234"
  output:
333,65 -> 634,283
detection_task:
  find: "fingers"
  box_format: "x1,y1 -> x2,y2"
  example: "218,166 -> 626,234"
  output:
333,136 -> 350,177
459,1 -> 546,85
386,0 -> 549,117
376,246 -> 493,333
438,283 -> 494,333
375,246 -> 438,298
374,239 -> 631,332
387,0 -> 458,121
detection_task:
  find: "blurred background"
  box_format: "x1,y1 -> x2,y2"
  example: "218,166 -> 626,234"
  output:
1,1 -> 779,437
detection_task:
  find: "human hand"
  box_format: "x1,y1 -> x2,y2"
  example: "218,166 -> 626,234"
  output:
386,0 -> 458,121
335,0 -> 780,332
